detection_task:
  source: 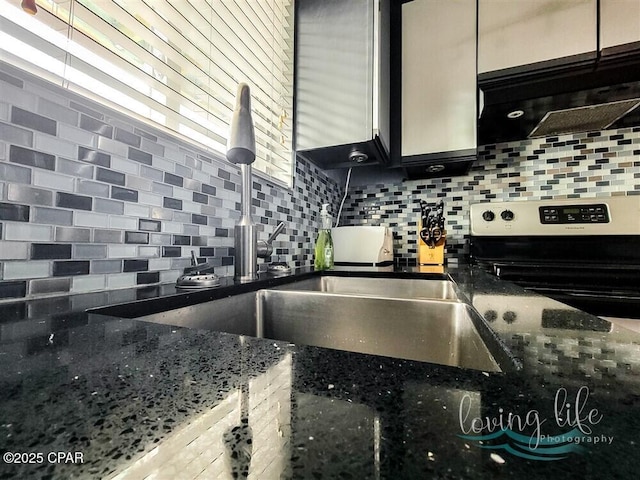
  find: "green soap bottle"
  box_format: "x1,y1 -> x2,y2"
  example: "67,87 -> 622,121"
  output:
314,203 -> 334,270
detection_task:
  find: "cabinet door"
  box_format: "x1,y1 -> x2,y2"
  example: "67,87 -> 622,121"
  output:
478,0 -> 597,74
295,0 -> 374,151
401,0 -> 476,157
600,0 -> 640,50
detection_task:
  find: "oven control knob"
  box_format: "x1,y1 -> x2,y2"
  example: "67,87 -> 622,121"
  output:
501,209 -> 515,221
482,210 -> 495,222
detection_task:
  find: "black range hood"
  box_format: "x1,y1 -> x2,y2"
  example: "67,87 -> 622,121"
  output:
478,42 -> 640,146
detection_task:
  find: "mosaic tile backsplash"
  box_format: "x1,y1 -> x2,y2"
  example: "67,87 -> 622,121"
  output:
340,127 -> 640,264
0,62 -> 342,301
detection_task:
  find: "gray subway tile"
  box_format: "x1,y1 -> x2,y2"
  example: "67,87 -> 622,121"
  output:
79,114 -> 113,137
91,259 -> 123,274
76,179 -> 110,198
0,121 -> 33,146
0,163 -> 31,184
140,138 -> 165,156
57,157 -> 94,179
7,185 -> 53,206
55,226 -> 91,242
74,244 -> 108,259
139,218 -> 161,232
0,202 -> 30,221
96,167 -> 126,185
93,229 -> 124,243
31,243 -> 71,259
37,98 -> 79,125
163,197 -> 182,210
111,186 -> 138,202
56,192 -> 93,211
125,176 -> 152,192
150,233 -> 171,245
114,128 -> 141,147
78,146 -> 111,167
152,182 -> 173,196
53,260 -> 90,276
128,147 -> 152,165
29,277 -> 71,295
32,206 -> 73,226
11,106 -> 57,135
125,231 -> 149,244
149,207 -> 172,220
140,165 -> 163,181
0,241 -> 28,260
183,178 -> 201,191
164,172 -> 183,187
9,145 -> 55,170
94,198 -> 124,215
175,164 -> 192,179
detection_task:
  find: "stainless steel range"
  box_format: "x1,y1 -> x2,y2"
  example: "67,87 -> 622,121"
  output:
469,196 -> 640,320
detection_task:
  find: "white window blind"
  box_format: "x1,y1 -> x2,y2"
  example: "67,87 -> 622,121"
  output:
0,0 -> 294,187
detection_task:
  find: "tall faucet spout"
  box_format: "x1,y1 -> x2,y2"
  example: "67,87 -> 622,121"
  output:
234,163 -> 258,282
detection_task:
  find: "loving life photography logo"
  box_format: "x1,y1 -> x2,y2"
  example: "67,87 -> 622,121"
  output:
457,386 -> 613,461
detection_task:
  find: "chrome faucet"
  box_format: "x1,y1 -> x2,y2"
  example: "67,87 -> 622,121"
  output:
226,83 -> 286,282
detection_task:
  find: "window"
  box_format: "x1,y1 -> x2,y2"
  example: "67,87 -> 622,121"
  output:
0,0 -> 294,186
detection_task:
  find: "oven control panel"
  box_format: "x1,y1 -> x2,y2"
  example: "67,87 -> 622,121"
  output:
470,196 -> 640,236
539,203 -> 609,224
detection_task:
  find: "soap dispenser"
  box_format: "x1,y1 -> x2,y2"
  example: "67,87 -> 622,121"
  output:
314,203 -> 334,270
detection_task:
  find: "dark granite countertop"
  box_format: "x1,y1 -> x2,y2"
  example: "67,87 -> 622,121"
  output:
1,266 -> 639,479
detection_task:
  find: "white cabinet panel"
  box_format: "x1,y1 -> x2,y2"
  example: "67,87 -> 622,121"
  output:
402,0 -> 476,157
600,0 -> 640,49
478,0 -> 597,74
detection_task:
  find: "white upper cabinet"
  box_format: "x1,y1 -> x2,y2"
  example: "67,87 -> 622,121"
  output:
600,0 -> 640,50
401,0 -> 477,158
478,0 -> 597,74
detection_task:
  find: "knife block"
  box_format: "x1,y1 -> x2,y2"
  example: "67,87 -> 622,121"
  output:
418,230 -> 446,265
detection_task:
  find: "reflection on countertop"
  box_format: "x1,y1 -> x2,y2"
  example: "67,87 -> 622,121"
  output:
1,265 -> 640,479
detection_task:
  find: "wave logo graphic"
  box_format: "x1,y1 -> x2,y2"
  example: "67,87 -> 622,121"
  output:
458,428 -> 588,461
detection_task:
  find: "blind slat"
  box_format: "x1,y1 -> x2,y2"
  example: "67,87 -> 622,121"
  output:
0,0 -> 293,186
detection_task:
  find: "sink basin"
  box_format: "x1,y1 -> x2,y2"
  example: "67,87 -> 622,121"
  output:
271,276 -> 460,300
256,290 -> 501,371
101,281 -> 507,372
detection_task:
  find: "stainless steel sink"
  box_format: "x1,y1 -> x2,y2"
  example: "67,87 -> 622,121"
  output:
257,290 -> 501,371
126,284 -> 506,372
271,276 -> 460,300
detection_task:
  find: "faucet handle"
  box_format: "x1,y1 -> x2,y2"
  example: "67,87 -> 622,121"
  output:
257,222 -> 287,258
266,221 -> 286,245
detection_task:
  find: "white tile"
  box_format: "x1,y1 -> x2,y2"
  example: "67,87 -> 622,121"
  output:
138,246 -> 160,257
4,223 -> 52,241
58,123 -> 96,147
107,273 -> 136,289
107,245 -> 138,258
34,134 -> 76,158
148,258 -> 172,270
138,192 -> 163,207
109,216 -> 137,230
75,211 -> 109,228
33,170 -> 75,192
111,156 -> 140,175
72,275 -> 106,293
124,204 -> 150,218
3,261 -> 50,279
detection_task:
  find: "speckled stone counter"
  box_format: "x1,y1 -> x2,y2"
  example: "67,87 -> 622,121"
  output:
1,267 -> 639,479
